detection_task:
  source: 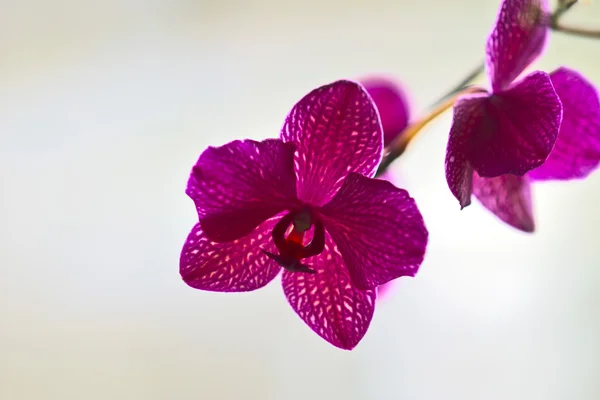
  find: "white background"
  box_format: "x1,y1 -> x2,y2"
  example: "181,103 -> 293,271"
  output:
1,0 -> 599,399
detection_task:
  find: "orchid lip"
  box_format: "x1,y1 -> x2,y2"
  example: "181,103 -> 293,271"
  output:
263,209 -> 326,273
261,249 -> 316,274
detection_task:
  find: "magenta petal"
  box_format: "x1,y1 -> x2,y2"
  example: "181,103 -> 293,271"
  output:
187,139 -> 297,242
486,0 -> 550,91
472,172 -> 535,232
467,71 -> 562,177
320,173 -> 428,290
180,218 -> 281,292
282,234 -> 376,350
281,80 -> 383,206
361,77 -> 410,147
528,67 -> 600,181
445,94 -> 487,208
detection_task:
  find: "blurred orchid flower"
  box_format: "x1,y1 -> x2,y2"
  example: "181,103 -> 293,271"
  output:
363,77 -> 412,298
362,77 -> 411,147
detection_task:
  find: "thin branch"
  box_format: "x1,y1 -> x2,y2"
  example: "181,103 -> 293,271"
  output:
376,86 -> 486,176
551,22 -> 600,38
429,64 -> 485,109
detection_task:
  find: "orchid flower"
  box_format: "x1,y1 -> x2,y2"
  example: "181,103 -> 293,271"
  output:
180,80 -> 428,349
474,67 -> 600,231
445,0 -> 600,231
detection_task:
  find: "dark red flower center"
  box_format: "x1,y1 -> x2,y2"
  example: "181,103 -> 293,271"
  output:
261,208 -> 325,274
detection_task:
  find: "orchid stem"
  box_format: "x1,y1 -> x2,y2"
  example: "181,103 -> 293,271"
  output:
551,22 -> 600,38
550,1 -> 600,38
375,0 -> 596,177
429,64 -> 485,109
553,0 -> 578,20
375,86 -> 485,176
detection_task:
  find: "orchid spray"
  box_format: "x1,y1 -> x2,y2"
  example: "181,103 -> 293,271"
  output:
181,0 -> 600,349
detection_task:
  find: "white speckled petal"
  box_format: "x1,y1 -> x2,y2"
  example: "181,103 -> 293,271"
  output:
180,218 -> 281,292
282,233 -> 376,350
320,173 -> 428,290
281,80 -> 383,206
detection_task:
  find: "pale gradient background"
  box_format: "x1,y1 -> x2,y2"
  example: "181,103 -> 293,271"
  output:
1,1 -> 599,399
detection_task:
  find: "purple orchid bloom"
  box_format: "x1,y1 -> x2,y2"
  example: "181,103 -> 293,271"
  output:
445,0 -> 562,208
180,80 -> 428,350
363,77 -> 412,298
473,67 -> 600,231
446,0 -> 600,232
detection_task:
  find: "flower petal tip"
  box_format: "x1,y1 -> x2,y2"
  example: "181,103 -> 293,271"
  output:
520,221 -> 535,233
508,216 -> 536,233
486,0 -> 550,91
472,173 -> 536,233
282,236 -> 376,351
460,199 -> 472,210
